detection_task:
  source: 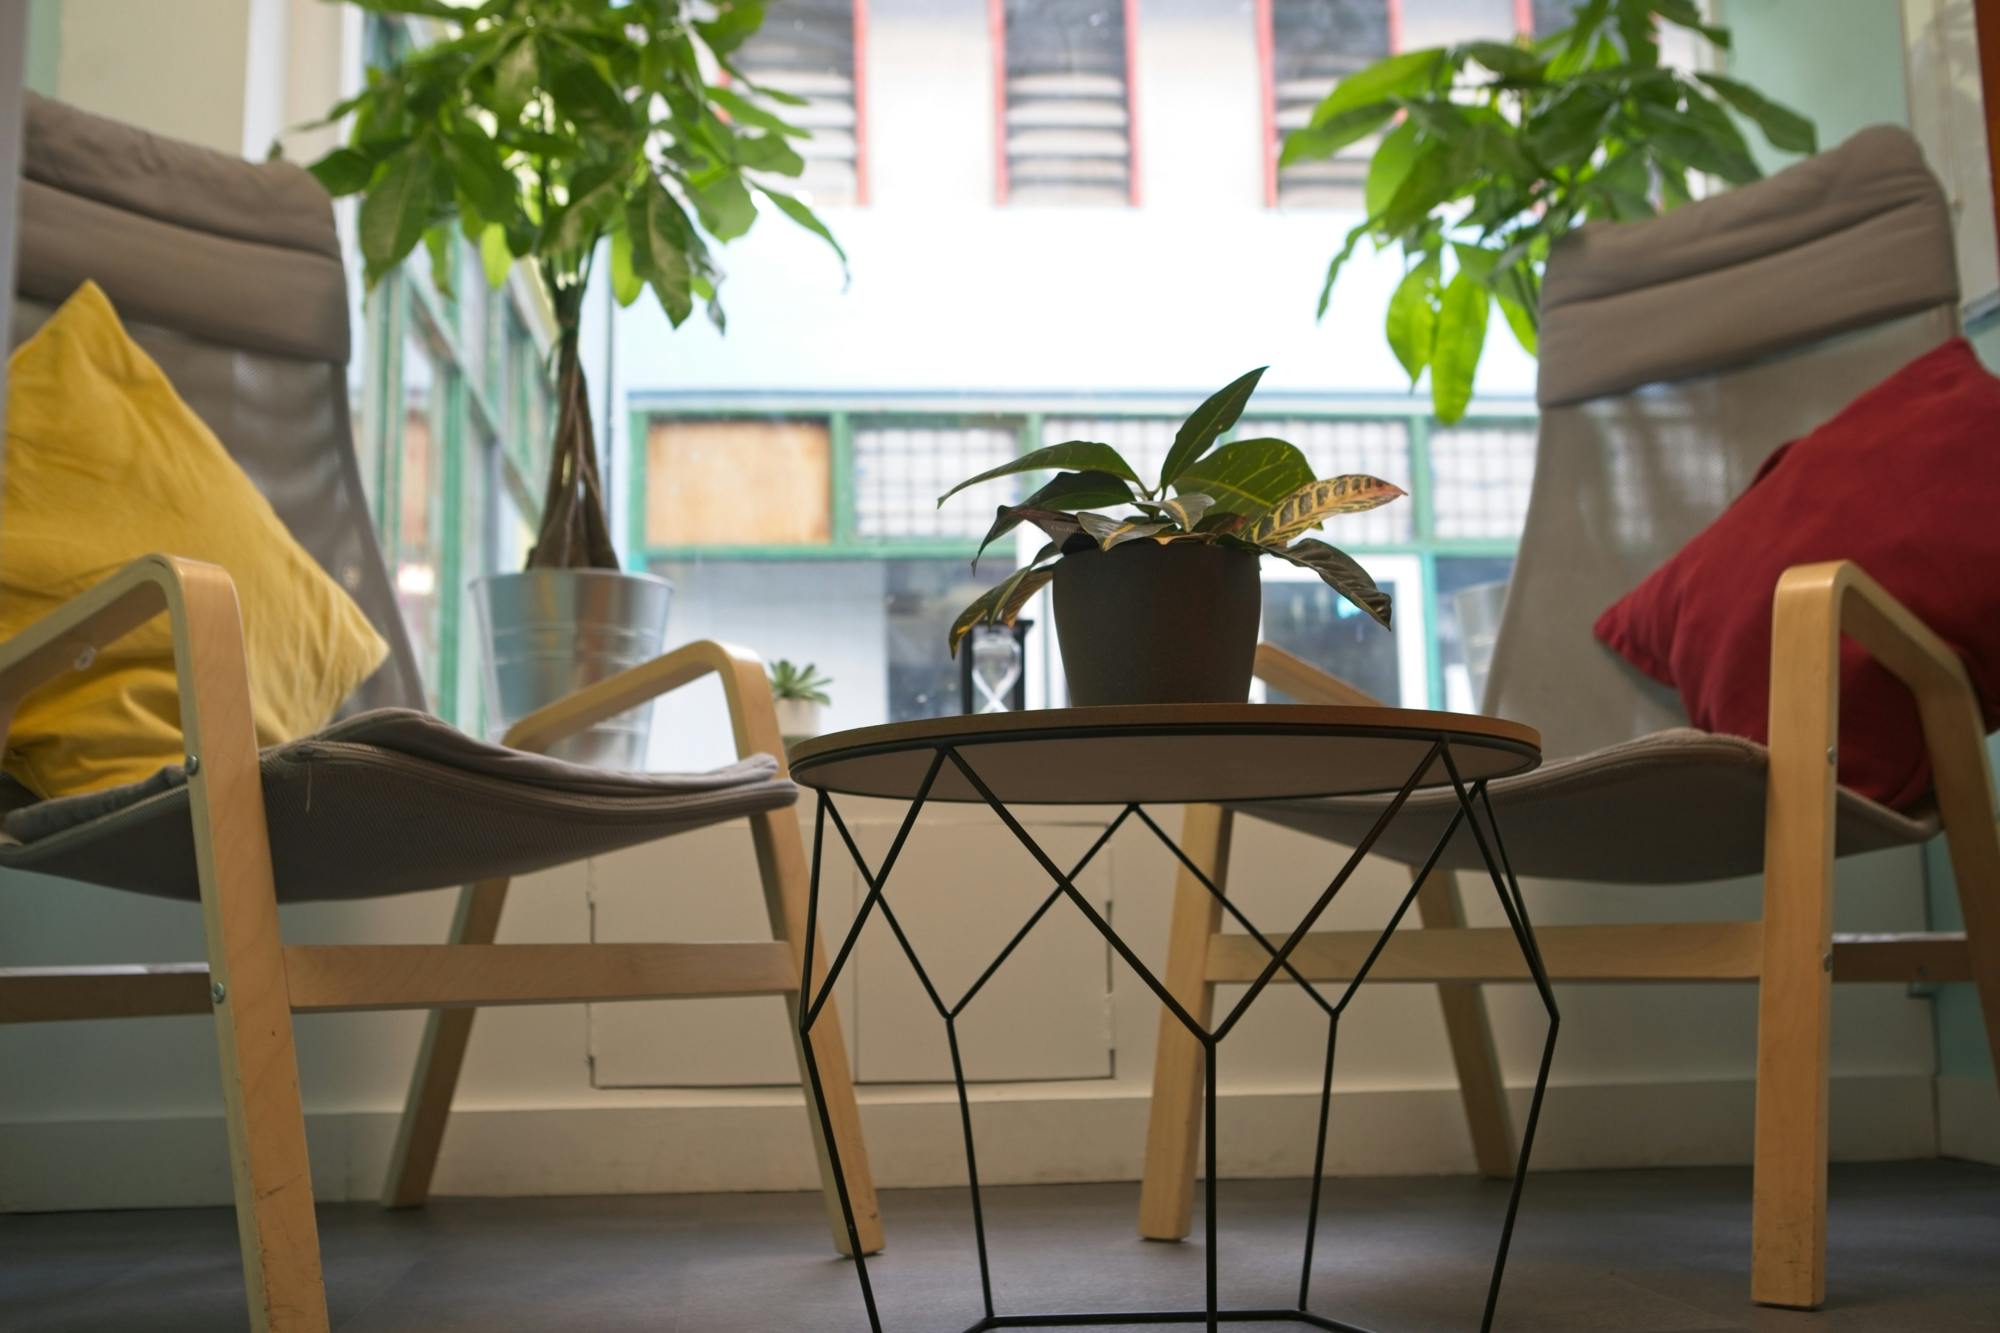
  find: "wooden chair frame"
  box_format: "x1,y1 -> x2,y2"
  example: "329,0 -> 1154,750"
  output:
0,555 -> 883,1333
1138,560 -> 2000,1312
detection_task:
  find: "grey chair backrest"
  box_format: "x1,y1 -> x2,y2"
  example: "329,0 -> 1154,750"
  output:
8,92 -> 426,714
1483,126 -> 1961,763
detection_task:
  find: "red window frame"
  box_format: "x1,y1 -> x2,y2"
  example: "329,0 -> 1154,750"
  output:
1256,0 -> 1404,208
991,0 -> 1145,207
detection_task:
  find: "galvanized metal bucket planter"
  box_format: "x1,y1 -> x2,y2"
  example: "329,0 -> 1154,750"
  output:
473,569 -> 673,770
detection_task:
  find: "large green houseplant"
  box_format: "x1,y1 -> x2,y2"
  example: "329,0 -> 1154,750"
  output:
311,0 -> 841,761
1289,0 -> 1815,422
939,368 -> 1403,707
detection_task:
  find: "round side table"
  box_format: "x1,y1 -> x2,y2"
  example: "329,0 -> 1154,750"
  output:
788,704 -> 1556,1333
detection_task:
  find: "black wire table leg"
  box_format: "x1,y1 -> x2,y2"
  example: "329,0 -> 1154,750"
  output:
802,738 -> 1556,1333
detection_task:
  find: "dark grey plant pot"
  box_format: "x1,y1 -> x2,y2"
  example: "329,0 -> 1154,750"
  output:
1052,540 -> 1262,707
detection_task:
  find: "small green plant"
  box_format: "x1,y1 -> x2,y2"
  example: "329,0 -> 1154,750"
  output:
768,660 -> 834,706
1287,0 -> 1815,423
937,368 -> 1404,654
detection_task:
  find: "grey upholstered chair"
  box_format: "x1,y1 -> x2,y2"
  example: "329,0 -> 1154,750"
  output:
1138,126 -> 2000,1310
0,94 -> 880,1332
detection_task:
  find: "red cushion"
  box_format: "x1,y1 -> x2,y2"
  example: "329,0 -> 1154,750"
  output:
1592,338 -> 2000,810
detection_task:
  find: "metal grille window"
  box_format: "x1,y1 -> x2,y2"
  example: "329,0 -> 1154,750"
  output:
1261,0 -> 1392,208
1249,417 -> 1413,544
1041,417 -> 1175,488
736,0 -> 866,205
854,422 -> 1020,539
995,0 -> 1139,206
1529,0 -> 1575,35
1429,422 -> 1537,539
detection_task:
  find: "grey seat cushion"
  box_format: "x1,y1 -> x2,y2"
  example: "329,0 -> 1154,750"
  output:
0,710 -> 796,902
1236,728 -> 1935,885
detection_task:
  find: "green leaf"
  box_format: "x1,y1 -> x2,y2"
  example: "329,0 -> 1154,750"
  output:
358,142 -> 440,287
948,554 -> 1062,655
308,146 -> 376,196
1248,476 -> 1408,546
1385,254 -> 1439,387
735,133 -> 806,176
1158,366 -> 1267,491
1262,539 -> 1392,628
1364,118 -> 1423,218
609,225 -> 644,306
938,442 -> 1141,505
1527,85 -> 1613,168
542,160 -> 626,261
1431,270 -> 1491,424
974,470 -> 1136,563
1316,220 -> 1371,320
1134,492 -> 1216,532
627,180 -> 695,326
754,184 -> 849,273
1494,263 -> 1539,356
1078,512 -> 1172,550
422,224 -> 454,299
542,38 -> 633,134
479,222 -> 513,287
1171,438 -> 1315,517
1463,40 -> 1542,80
689,171 -> 756,240
1697,72 -> 1817,155
1308,48 -> 1446,128
1652,0 -> 1731,48
489,34 -> 538,125
439,125 -> 520,225
696,0 -> 768,57
708,85 -> 810,138
1281,103 -> 1397,167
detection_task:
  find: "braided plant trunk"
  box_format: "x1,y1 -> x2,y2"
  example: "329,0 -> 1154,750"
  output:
525,301 -> 620,572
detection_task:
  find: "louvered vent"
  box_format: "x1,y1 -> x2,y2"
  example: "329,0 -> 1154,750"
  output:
1531,0 -> 1577,34
736,0 -> 864,205
1271,0 -> 1391,208
1000,0 -> 1135,205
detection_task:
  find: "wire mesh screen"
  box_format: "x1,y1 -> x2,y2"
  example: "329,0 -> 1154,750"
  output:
736,0 -> 861,204
1429,422 -> 1538,539
1004,0 -> 1133,204
855,422 -> 1021,539
1248,417 -> 1413,544
1040,417 -> 1177,489
1271,0 -> 1391,208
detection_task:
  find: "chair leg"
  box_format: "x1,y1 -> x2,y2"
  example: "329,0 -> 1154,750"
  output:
750,805 -> 884,1256
1139,804 -> 1232,1241
1916,675 -> 2000,1095
381,877 -> 510,1209
1752,598 -> 1841,1310
1415,869 -> 1515,1179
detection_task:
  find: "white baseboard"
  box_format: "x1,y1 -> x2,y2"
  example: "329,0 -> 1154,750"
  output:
1938,1073 -> 2000,1164
0,1074 -> 1938,1212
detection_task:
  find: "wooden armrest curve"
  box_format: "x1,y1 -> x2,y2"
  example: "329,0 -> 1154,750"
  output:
1251,642 -> 1385,707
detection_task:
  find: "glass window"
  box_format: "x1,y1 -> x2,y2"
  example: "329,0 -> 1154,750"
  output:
738,0 -> 866,205
1000,0 -> 1137,205
643,418 -> 833,547
1436,554 -> 1515,712
854,421 -> 1020,540
393,326 -> 445,710
1266,0 -> 1392,209
1429,421 -> 1537,539
1261,553 -> 1426,707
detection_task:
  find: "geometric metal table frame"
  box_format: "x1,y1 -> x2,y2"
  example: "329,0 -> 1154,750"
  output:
792,721 -> 1557,1333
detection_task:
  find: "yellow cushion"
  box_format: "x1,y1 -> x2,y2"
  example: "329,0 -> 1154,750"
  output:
1,281 -> 387,797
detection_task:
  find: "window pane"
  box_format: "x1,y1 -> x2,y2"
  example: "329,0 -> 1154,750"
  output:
395,326 -> 445,710
1270,0 -> 1391,208
644,418 -> 833,547
855,421 -> 1020,539
738,0 -> 862,205
1429,421 -> 1537,539
1262,565 -> 1414,706
1003,0 -> 1134,204
1436,554 -> 1515,711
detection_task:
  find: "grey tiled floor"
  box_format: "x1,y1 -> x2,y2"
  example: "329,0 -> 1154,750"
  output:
2,1161 -> 1996,1331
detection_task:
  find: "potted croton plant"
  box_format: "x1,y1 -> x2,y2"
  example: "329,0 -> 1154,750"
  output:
310,0 -> 842,765
941,368 -> 1402,707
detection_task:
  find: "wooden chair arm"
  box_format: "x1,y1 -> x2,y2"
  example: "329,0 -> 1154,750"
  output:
498,638 -> 790,772
1252,642 -> 1385,707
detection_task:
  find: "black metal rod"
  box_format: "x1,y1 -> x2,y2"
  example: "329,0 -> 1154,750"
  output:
1205,1034 -> 1220,1333
794,801 -> 883,1332
946,747 -> 1210,1039
1213,738 -> 1444,1042
805,749 -> 947,1028
1297,1014 -> 1339,1310
963,1309 -> 1382,1330
947,1015 -> 997,1320
950,804 -> 1135,1020
1132,806 -> 1337,1019
803,792 -> 829,1007
1327,804 -> 1469,1016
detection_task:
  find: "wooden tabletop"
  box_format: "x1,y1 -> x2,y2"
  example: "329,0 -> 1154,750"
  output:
788,704 -> 1541,805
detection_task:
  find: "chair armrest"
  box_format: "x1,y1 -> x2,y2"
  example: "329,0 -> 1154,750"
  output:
1252,642 -> 1385,707
1769,560 -> 1994,816
498,639 -> 791,771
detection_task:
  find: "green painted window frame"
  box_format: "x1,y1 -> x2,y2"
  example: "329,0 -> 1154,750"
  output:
626,398 -> 1536,708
